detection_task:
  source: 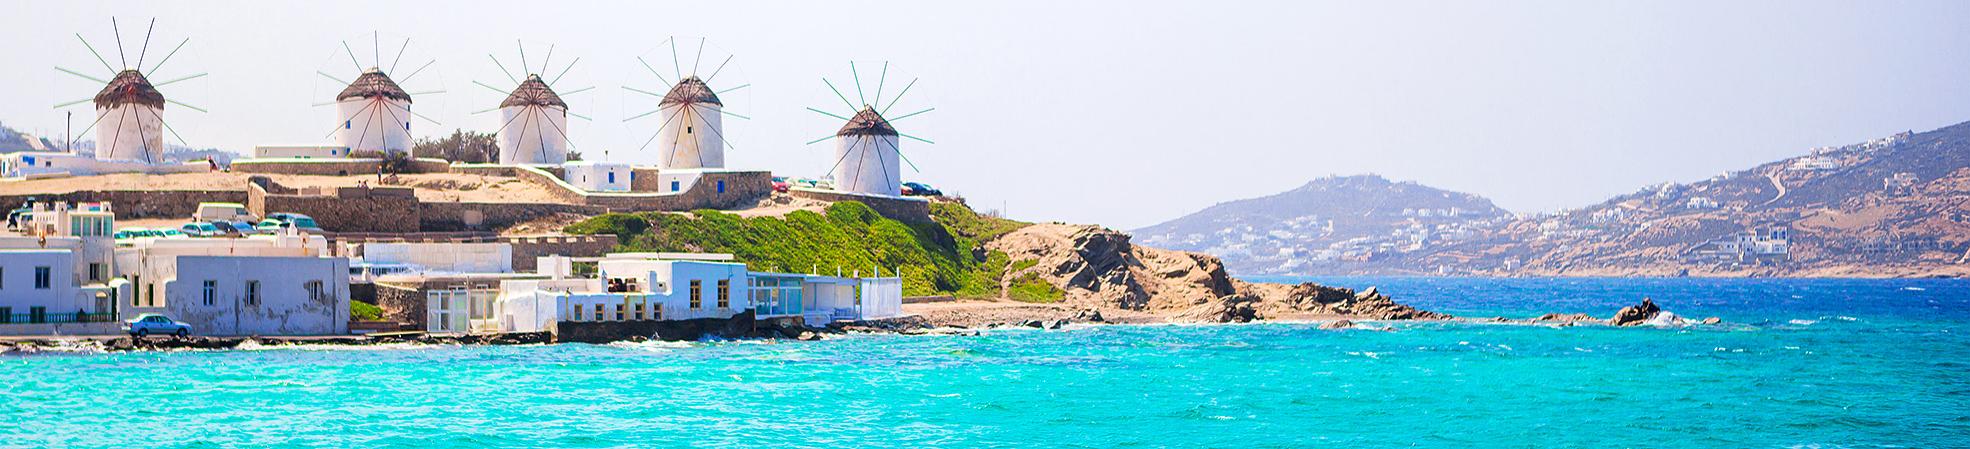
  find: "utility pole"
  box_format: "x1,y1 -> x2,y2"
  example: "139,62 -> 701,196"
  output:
65,111 -> 72,153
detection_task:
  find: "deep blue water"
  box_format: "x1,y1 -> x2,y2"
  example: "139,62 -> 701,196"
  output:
4,277 -> 1968,448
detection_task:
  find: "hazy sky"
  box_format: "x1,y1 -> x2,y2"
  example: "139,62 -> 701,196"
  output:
5,1 -> 1968,229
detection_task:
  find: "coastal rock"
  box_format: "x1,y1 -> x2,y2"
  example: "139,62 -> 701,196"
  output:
1175,294 -> 1259,323
1073,308 -> 1106,323
1534,313 -> 1598,323
1320,319 -> 1355,330
1701,317 -> 1722,325
1045,319 -> 1068,330
1608,298 -> 1662,326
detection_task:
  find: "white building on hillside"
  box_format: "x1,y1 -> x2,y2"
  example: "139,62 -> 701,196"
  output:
499,253 -> 904,334
562,161 -> 633,192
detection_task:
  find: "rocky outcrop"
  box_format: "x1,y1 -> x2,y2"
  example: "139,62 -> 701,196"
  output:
1608,298 -> 1662,326
988,223 -> 1448,324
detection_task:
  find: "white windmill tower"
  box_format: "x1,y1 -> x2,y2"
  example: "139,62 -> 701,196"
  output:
314,32 -> 444,156
474,42 -> 592,165
805,62 -> 935,196
53,18 -> 208,165
623,37 -> 750,169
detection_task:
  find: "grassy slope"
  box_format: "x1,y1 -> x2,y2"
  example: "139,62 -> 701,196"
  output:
567,201 -> 1030,298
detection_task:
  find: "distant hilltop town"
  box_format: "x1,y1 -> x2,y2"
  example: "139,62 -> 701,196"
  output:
1141,123 -> 1970,278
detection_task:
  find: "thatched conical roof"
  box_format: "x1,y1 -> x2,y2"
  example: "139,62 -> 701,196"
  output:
336,67 -> 413,102
94,70 -> 164,109
659,76 -> 722,107
500,74 -> 567,108
836,106 -> 897,137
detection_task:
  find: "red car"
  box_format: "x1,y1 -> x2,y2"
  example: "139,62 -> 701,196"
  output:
771,177 -> 791,192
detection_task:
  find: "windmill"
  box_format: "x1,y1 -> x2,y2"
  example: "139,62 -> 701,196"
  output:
52,18 -> 207,165
314,31 -> 444,156
622,37 -> 750,168
804,62 -> 935,196
472,41 -> 592,165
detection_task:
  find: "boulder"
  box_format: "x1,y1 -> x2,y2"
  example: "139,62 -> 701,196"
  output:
1608,298 -> 1662,326
1534,313 -> 1598,323
1175,294 -> 1259,323
1045,319 -> 1068,330
1320,319 -> 1355,330
1701,317 -> 1722,325
1072,308 -> 1106,323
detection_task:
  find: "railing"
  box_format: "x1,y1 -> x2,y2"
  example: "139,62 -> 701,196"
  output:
0,312 -> 119,325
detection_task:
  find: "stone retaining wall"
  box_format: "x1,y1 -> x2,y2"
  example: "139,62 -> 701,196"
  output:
419,202 -> 610,232
507,165 -> 773,212
232,158 -> 451,176
0,190 -> 245,219
248,177 -> 421,233
788,188 -> 933,223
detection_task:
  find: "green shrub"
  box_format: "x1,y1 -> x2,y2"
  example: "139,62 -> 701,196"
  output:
351,301 -> 383,321
1006,272 -> 1065,303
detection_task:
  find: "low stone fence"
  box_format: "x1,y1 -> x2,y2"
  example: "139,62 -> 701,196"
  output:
788,188 -> 933,223
247,176 -> 421,233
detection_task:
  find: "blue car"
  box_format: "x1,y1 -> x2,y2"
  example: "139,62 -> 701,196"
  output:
124,313 -> 192,339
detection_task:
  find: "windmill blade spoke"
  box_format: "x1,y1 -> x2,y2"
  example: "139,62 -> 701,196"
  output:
805,107 -> 851,122
473,80 -> 510,95
55,66 -> 110,84
166,99 -> 208,113
539,44 -> 555,75
887,107 -> 934,122
850,62 -> 866,105
688,104 -> 738,149
707,107 -> 750,120
148,37 -> 190,74
317,70 -> 350,85
558,86 -> 595,96
622,85 -> 666,98
668,36 -> 682,80
691,37 -> 706,76
324,101 -> 379,139
76,34 -> 117,74
881,78 -> 917,115
135,18 -> 156,70
874,62 -> 890,106
399,59 -> 437,84
569,112 -> 592,121
471,105 -> 501,115
112,17 -> 127,68
342,40 -> 363,71
634,105 -> 689,154
491,103 -> 531,135
311,101 -> 340,107
899,133 -> 935,144
879,137 -> 921,173
621,107 -> 666,122
551,57 -> 581,85
53,98 -> 94,109
386,102 -> 443,126
389,37 -> 410,74
405,90 -> 447,96
805,134 -> 836,145
822,78 -> 857,111
540,107 -> 578,150
715,83 -> 750,95
822,136 -> 859,178
373,31 -> 381,68
517,40 -> 530,75
636,56 -> 672,86
488,54 -> 519,84
75,108 -> 110,137
153,72 -> 208,87
704,54 -> 734,84
160,118 -> 191,147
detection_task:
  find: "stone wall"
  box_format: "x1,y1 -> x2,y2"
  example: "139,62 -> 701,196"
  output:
232,158 -> 451,176
0,190 -> 245,219
552,311 -> 757,343
631,168 -> 666,192
503,234 -> 620,271
419,202 -> 611,232
373,283 -> 424,327
248,177 -> 421,233
507,165 -> 774,212
788,188 -> 933,223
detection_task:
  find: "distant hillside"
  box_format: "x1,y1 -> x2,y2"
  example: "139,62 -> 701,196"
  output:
0,122 -> 56,153
1142,120 -> 1970,278
1136,174 -> 1513,274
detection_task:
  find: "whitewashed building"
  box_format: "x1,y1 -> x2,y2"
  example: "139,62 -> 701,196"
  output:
562,161 -> 633,192
333,68 -> 415,155
496,74 -> 571,165
116,233 -> 350,336
830,106 -> 904,196
654,77 -> 726,170
0,202 -> 123,335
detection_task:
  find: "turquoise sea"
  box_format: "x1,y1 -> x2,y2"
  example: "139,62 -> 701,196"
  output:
5,277 -> 1968,448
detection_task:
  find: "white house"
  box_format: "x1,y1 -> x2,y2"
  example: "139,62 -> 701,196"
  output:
0,202 -> 123,335
500,253 -> 904,334
116,233 -> 349,336
562,161 -> 633,192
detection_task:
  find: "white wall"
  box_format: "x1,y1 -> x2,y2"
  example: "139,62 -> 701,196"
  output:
153,255 -> 350,336
253,145 -> 350,159
362,242 -> 513,274
562,162 -> 632,192
0,250 -> 86,313
656,103 -> 724,169
334,97 -> 413,154
498,105 -> 570,165
95,104 -> 165,163
831,134 -> 902,196
1,152 -> 203,178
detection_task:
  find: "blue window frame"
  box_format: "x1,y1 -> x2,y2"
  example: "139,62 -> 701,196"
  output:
607,172 -> 616,184
716,180 -> 725,193
671,181 -> 681,191
345,120 -> 351,129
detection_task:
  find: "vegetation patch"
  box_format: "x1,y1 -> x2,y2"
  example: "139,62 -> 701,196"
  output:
1006,272 -> 1066,303
351,301 -> 383,321
567,201 -> 1025,297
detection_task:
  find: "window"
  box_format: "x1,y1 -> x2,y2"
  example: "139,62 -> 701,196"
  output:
615,304 -> 625,321
594,304 -> 606,321
88,263 -> 103,282
717,280 -> 730,309
687,126 -> 693,134
28,307 -> 44,324
671,181 -> 681,192
305,281 -> 324,300
245,281 -> 261,306
202,280 -> 216,306
607,172 -> 616,184
689,280 -> 702,309
33,266 -> 50,289
0,307 -> 10,323
716,180 -> 725,193
633,303 -> 645,320
345,120 -> 351,129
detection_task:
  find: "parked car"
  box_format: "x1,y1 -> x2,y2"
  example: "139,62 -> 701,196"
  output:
179,222 -> 224,237
221,221 -> 259,235
901,182 -> 943,196
123,313 -> 192,338
159,228 -> 185,238
258,213 -> 324,233
771,177 -> 791,192
193,202 -> 256,223
5,207 -> 29,230
113,227 -> 151,240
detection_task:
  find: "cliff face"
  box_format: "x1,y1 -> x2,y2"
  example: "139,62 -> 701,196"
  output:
986,223 -> 1444,323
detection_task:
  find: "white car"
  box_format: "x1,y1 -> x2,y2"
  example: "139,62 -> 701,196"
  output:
124,314 -> 192,338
